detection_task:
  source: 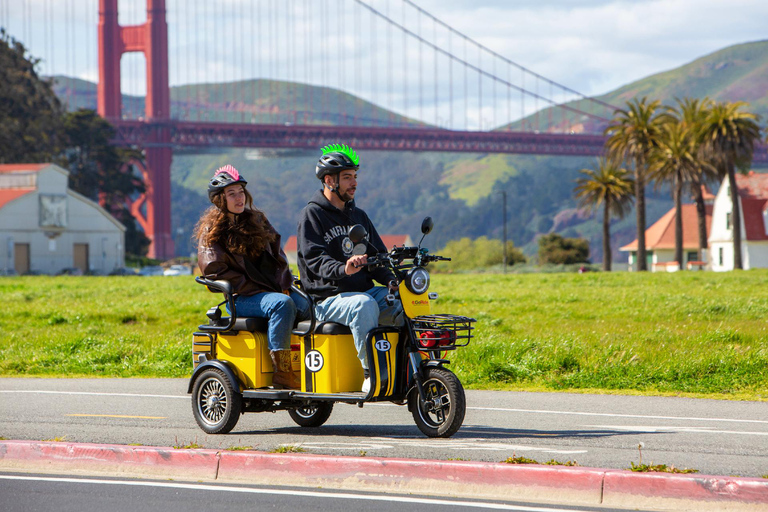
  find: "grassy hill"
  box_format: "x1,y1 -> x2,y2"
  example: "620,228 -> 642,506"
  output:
503,39 -> 768,135
51,76 -> 424,128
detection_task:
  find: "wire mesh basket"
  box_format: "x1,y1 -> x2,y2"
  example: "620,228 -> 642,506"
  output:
411,314 -> 475,350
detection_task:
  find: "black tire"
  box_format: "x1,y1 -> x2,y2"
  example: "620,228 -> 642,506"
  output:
408,367 -> 465,438
288,402 -> 334,428
191,368 -> 242,434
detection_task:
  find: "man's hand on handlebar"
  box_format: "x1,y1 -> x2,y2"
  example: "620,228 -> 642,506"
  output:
345,254 -> 368,275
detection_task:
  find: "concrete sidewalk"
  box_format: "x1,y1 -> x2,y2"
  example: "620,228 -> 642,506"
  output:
1,440 -> 766,511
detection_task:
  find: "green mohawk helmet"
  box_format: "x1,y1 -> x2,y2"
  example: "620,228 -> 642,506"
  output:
316,143 -> 360,180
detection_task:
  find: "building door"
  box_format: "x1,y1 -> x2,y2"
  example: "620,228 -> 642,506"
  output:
14,243 -> 30,275
74,243 -> 89,274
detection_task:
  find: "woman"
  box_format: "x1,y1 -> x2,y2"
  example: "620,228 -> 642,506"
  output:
194,164 -> 308,389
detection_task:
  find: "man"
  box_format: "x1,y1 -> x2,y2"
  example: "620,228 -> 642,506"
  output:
297,144 -> 402,393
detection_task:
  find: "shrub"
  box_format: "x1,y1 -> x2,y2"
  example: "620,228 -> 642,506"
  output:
538,233 -> 589,265
435,237 -> 526,271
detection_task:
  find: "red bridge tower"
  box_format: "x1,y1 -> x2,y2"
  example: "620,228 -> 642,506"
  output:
97,0 -> 174,259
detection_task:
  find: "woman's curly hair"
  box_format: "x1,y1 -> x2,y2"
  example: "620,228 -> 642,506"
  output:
193,185 -> 276,258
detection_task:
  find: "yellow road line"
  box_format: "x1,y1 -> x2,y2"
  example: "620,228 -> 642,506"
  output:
65,414 -> 166,419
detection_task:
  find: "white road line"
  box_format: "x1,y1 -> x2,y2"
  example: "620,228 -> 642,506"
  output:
4,390 -> 765,426
590,425 -> 768,436
0,390 -> 186,399
463,406 -> 768,425
0,475 -> 583,512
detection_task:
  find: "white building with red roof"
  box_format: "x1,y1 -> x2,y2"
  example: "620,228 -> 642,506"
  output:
620,200 -> 713,272
0,163 -> 125,275
283,234 -> 414,266
709,171 -> 768,271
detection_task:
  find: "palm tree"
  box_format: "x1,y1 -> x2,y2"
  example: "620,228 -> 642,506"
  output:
648,117 -> 700,267
575,158 -> 635,271
676,98 -> 717,261
699,101 -> 762,270
605,97 -> 669,271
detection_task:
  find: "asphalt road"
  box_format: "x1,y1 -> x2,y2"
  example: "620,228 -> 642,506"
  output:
0,473 -> 654,512
0,378 -> 766,477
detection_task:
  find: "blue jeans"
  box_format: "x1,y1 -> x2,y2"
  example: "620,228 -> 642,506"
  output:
314,286 -> 404,369
229,290 -> 311,351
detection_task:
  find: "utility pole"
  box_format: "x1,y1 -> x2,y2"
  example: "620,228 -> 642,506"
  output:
500,190 -> 507,273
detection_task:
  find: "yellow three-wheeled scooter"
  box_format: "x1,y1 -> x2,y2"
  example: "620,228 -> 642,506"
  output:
188,217 -> 474,437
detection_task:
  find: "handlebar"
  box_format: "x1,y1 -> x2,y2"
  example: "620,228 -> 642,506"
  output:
352,249 -> 450,269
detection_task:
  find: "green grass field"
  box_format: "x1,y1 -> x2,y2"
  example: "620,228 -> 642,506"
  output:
1,271 -> 766,400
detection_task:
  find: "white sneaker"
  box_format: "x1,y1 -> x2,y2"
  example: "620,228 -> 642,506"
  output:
361,377 -> 371,394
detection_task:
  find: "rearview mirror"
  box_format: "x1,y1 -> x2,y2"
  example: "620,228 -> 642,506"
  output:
421,217 -> 434,235
348,224 -> 368,244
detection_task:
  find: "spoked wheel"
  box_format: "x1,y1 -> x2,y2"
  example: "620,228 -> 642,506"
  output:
408,367 -> 465,438
288,402 -> 334,428
191,368 -> 242,434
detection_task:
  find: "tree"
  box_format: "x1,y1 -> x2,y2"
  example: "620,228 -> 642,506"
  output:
605,97 -> 669,271
0,29 -> 63,163
62,109 -> 149,256
647,117 -> 701,267
677,98 -> 717,261
436,237 -> 526,271
538,233 -> 589,265
574,158 -> 634,271
699,101 -> 762,270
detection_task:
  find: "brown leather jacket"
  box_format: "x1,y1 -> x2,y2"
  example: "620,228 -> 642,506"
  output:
198,225 -> 293,296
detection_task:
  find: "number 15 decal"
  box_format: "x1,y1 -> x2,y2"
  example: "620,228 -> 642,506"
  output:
375,339 -> 391,352
305,350 -> 324,372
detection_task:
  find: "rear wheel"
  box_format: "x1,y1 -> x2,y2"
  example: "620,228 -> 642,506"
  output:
288,402 -> 334,428
408,367 -> 465,438
191,368 -> 242,434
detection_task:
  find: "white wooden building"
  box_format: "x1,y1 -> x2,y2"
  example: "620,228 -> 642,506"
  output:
709,171 -> 768,271
0,163 -> 126,275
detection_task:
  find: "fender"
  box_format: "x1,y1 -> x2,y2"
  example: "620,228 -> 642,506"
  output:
187,359 -> 243,394
422,359 -> 449,368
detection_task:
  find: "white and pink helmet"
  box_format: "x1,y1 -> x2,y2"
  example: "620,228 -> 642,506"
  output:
207,165 -> 248,202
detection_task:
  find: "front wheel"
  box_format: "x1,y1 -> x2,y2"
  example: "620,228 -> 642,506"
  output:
408,367 -> 465,438
288,402 -> 334,428
191,368 -> 242,434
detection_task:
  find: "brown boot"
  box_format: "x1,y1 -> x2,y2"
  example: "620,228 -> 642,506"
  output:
270,350 -> 300,390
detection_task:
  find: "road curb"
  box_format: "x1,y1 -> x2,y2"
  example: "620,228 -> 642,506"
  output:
1,440 -> 767,510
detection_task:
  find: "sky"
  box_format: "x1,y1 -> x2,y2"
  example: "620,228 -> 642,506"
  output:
1,0 -> 766,130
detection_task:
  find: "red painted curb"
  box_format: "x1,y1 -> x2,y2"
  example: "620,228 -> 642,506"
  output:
217,451 -> 605,503
2,440 -> 767,509
602,471 -> 768,506
0,440 -> 219,480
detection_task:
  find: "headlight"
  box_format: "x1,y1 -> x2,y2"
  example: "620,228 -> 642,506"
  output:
406,267 -> 430,295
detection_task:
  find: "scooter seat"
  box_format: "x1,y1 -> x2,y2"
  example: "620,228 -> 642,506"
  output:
295,320 -> 352,335
229,316 -> 268,332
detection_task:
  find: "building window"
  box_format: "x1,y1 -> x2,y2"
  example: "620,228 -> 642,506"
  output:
719,247 -> 724,266
726,212 -> 732,230
687,251 -> 698,263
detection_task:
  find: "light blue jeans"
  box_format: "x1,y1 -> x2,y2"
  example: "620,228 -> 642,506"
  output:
229,290 -> 311,351
314,286 -> 404,370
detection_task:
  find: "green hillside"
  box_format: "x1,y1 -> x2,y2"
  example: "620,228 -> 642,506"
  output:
504,39 -> 768,134
51,76 -> 423,128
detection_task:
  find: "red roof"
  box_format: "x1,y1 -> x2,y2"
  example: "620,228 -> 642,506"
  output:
621,203 -> 713,251
735,171 -> 768,200
283,234 -> 411,252
741,198 -> 768,241
734,172 -> 768,241
0,164 -> 48,173
0,188 -> 35,209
